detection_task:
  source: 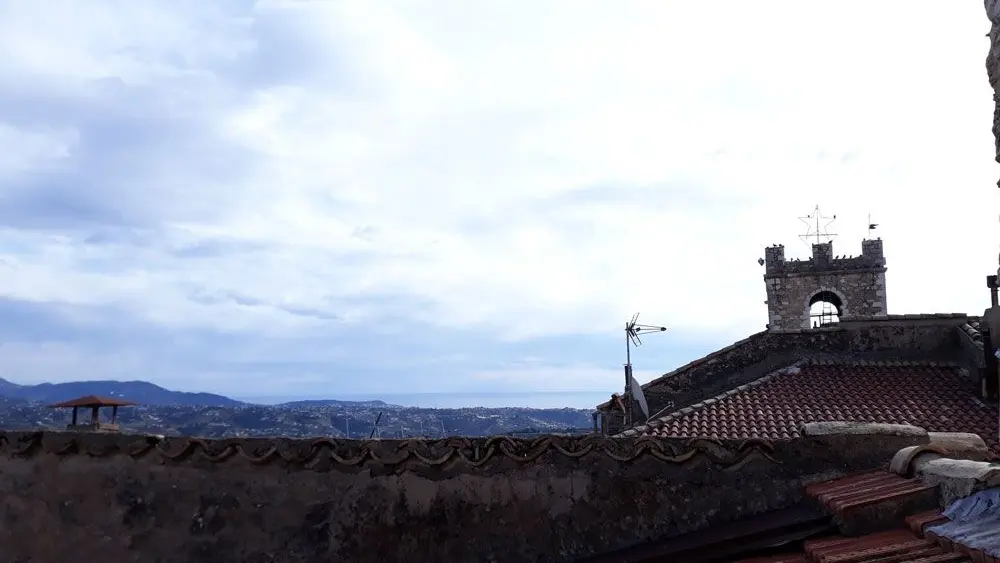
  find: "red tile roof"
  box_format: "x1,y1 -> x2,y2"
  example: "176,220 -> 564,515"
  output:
803,529 -> 954,563
726,474 -> 1000,563
47,395 -> 138,408
728,507 -> 996,563
733,555 -> 808,563
639,361 -> 999,457
805,471 -> 936,516
905,510 -> 949,536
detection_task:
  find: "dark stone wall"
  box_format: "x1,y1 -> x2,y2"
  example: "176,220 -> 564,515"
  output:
0,429 -> 927,563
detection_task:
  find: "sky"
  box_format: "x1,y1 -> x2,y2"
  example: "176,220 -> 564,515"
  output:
0,1 -> 998,407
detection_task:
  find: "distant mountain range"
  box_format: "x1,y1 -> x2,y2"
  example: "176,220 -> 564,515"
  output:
0,377 -> 242,407
0,377 -> 593,438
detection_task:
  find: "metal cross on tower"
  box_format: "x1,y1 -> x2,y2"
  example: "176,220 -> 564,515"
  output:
798,205 -> 838,246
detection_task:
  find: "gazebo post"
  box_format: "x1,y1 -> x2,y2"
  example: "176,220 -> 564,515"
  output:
90,406 -> 99,426
71,406 -> 78,426
111,405 -> 118,424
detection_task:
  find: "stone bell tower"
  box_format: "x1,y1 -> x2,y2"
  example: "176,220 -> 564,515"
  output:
763,239 -> 888,331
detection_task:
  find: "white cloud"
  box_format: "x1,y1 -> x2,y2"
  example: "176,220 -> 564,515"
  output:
0,124 -> 77,178
0,1 -> 995,396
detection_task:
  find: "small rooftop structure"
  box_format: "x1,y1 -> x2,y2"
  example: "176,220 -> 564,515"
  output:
48,395 -> 137,433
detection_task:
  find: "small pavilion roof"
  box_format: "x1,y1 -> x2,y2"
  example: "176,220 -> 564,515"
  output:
47,395 -> 138,408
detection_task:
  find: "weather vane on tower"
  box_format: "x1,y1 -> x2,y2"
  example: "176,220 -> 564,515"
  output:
798,205 -> 837,246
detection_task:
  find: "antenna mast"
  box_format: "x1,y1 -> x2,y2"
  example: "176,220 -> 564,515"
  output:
623,313 -> 667,427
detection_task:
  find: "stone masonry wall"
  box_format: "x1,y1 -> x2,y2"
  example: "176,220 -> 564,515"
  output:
764,241 -> 887,331
0,429 -> 927,563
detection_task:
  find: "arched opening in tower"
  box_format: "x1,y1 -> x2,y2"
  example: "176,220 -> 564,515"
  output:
808,290 -> 842,328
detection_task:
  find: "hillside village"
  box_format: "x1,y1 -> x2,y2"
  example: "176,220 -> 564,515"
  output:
0,395 -> 591,438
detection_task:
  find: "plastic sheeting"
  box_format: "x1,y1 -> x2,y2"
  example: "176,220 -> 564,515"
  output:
925,487 -> 1000,557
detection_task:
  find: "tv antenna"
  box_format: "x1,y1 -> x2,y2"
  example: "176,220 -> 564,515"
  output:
798,205 -> 837,246
623,313 -> 667,426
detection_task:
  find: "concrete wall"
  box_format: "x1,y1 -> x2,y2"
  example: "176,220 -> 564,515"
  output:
0,428 -> 927,563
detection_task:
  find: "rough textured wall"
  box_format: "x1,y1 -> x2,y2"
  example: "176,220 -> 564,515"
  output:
0,429 -> 926,563
988,0 -> 1000,164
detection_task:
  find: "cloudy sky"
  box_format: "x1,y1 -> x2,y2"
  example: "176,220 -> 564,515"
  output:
0,1 -> 996,406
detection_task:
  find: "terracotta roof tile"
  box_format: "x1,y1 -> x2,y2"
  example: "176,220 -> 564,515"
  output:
805,471 -> 936,516
641,362 -> 999,457
723,472 -> 997,563
732,555 -> 808,563
732,523 -> 979,563
728,488 -> 1000,563
906,510 -> 950,537
803,529 -> 954,563
735,531 -> 974,563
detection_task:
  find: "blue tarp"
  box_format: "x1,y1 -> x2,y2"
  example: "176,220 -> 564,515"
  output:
925,487 -> 1000,557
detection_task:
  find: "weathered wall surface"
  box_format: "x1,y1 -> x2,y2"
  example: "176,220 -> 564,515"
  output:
987,0 -> 1000,164
763,241 -> 887,331
0,429 -> 927,563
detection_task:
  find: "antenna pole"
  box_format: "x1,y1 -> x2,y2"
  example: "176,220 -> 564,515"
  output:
625,325 -> 632,426
626,324 -> 632,367
622,313 -> 667,429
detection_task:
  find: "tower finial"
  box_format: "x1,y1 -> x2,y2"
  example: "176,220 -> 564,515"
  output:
798,205 -> 837,246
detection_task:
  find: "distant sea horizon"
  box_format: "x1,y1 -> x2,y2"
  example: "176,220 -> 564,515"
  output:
236,391 -> 610,410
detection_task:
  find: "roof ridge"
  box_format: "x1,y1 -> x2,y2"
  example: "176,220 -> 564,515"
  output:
801,358 -> 960,368
597,330 -> 775,411
641,330 -> 770,388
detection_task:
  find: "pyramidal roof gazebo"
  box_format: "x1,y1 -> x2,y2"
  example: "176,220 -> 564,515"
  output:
48,395 -> 138,433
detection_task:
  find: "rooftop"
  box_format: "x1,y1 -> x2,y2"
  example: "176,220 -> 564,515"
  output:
594,430 -> 1000,562
628,360 -> 1000,458
728,481 -> 1000,563
47,395 -> 139,408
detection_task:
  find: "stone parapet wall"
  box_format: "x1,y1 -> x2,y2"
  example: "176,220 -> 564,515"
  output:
765,255 -> 885,276
0,428 -> 928,563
